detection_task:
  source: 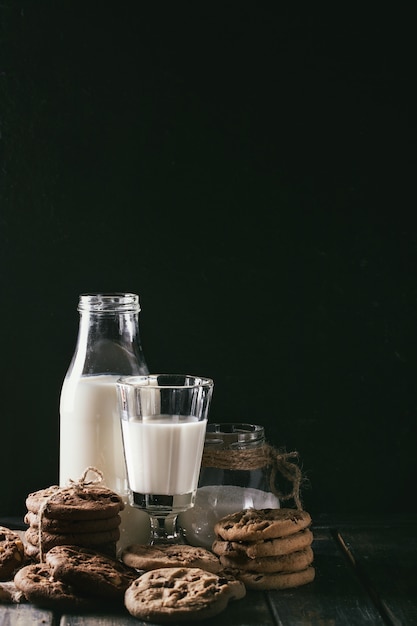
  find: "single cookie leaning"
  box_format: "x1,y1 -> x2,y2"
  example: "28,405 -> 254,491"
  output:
125,567 -> 246,623
26,485 -> 124,521
14,563 -> 98,610
212,528 -> 313,559
0,527 -> 25,581
122,544 -> 222,574
45,545 -> 137,599
214,508 -> 311,542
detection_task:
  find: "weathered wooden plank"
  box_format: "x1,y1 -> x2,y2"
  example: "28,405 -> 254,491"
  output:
59,591 -> 275,626
267,529 -> 386,625
202,591 -> 275,626
0,604 -> 54,626
337,525 -> 417,626
59,612 -> 139,626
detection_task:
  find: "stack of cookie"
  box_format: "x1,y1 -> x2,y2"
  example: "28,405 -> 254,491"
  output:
212,508 -> 315,590
23,483 -> 125,560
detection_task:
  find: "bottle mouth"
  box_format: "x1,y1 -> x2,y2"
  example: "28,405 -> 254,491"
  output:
78,293 -> 141,313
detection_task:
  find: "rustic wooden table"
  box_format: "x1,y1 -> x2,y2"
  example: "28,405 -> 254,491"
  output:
1,517 -> 416,625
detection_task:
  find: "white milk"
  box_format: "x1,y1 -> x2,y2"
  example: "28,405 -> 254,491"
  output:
60,375 -> 123,489
59,374 -> 150,548
178,485 -> 281,549
122,416 -> 207,495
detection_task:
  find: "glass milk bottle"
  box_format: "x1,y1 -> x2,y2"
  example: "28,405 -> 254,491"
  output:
59,293 -> 151,549
178,423 -> 281,549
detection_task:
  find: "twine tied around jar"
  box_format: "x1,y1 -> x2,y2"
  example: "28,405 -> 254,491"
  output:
36,467 -> 104,562
201,444 -> 305,510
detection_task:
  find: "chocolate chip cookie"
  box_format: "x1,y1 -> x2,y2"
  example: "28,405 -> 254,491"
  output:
214,508 -> 311,542
25,526 -> 120,552
0,527 -> 25,581
14,563 -> 98,610
124,567 -> 246,622
212,528 -> 314,559
26,485 -> 124,520
45,545 -> 137,599
24,511 -> 121,534
219,546 -> 314,573
236,566 -> 315,590
121,544 -> 222,573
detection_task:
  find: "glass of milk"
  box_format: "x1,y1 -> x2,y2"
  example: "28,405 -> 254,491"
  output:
116,374 -> 214,544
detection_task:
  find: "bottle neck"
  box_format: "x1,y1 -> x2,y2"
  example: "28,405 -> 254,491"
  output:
68,309 -> 148,378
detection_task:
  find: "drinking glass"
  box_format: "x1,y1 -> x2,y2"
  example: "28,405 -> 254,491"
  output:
116,374 -> 214,544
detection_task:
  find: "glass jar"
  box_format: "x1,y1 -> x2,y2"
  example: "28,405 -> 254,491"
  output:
59,293 -> 150,549
178,423 -> 281,548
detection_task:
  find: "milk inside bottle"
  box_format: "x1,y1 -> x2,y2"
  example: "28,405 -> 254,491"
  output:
59,293 -> 150,549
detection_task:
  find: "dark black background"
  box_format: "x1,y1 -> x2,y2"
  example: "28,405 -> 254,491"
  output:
1,3 -> 416,520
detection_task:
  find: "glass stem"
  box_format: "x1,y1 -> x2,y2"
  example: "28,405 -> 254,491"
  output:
148,513 -> 183,544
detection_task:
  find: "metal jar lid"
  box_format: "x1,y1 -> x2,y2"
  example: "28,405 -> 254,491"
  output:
204,423 -> 265,450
